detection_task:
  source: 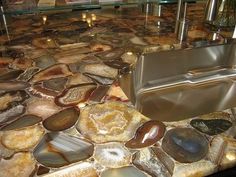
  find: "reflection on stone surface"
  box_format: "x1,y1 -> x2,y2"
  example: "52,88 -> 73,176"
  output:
126,120 -> 166,149
0,152 -> 36,177
1,125 -> 44,151
1,114 -> 42,131
161,128 -> 209,163
133,148 -> 172,177
43,107 -> 79,131
94,142 -> 131,168
190,119 -> 232,135
33,132 -> 94,168
101,166 -> 149,177
77,101 -> 149,143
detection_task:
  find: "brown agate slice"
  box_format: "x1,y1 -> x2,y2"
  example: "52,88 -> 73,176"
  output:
43,77 -> 68,92
88,85 -> 110,103
0,81 -> 30,92
1,125 -> 44,151
43,107 -> 79,131
125,120 -> 166,149
1,114 -> 42,131
29,84 -> 58,98
30,64 -> 72,83
26,97 -> 62,119
77,101 -> 149,143
33,132 -> 94,168
0,152 -> 36,177
0,91 -> 29,112
80,63 -> 118,79
55,83 -> 97,107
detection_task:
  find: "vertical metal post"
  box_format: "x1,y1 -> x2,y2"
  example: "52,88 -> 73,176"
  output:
175,0 -> 183,34
0,6 -> 10,41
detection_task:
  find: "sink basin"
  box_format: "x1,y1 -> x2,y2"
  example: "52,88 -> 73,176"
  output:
119,43 -> 236,122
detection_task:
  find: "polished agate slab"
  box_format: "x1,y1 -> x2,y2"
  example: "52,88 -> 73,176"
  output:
161,128 -> 209,163
33,132 -> 94,168
43,107 -> 79,131
94,142 -> 132,168
190,119 -> 232,136
76,101 -> 149,143
126,120 -> 166,149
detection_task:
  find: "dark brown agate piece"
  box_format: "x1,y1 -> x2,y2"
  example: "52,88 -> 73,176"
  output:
17,67 -> 40,82
43,107 -> 79,131
33,132 -> 94,168
190,119 -> 232,136
1,114 -> 42,131
161,128 -> 209,163
55,83 -> 97,107
37,166 -> 50,176
0,70 -> 24,81
88,85 -> 110,103
104,60 -> 130,70
125,120 -> 166,149
42,77 -> 68,92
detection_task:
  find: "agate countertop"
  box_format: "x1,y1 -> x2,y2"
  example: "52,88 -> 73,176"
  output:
0,2 -> 236,177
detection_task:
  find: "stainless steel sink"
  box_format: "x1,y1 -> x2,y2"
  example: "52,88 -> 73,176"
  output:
119,42 -> 236,121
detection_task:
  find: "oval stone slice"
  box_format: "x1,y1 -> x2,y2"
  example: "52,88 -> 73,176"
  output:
190,119 -> 232,136
43,107 -> 79,131
161,128 -> 209,163
1,114 -> 42,131
33,132 -> 94,168
125,120 -> 166,149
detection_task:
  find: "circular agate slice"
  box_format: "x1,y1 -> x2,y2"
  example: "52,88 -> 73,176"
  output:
125,120 -> 166,149
33,132 -> 94,168
76,101 -> 149,143
43,107 -> 79,131
1,125 -> 45,151
1,114 -> 42,131
101,166 -> 148,177
161,128 -> 209,163
190,119 -> 232,136
94,142 -> 131,168
0,152 -> 36,177
55,83 -> 97,107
